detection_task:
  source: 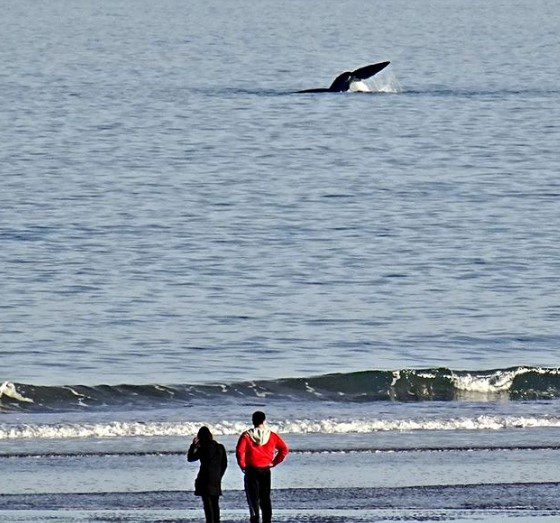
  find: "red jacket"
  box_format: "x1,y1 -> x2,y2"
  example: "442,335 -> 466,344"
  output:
236,428 -> 289,470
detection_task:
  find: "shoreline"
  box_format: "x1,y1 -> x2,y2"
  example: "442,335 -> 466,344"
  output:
4,484 -> 560,522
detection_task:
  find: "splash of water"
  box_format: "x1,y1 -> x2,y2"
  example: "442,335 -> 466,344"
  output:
369,72 -> 402,93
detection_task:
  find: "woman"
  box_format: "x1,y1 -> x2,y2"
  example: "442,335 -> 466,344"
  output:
187,426 -> 228,523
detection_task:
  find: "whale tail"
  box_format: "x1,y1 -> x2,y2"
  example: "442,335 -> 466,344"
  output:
297,60 -> 391,93
329,61 -> 391,92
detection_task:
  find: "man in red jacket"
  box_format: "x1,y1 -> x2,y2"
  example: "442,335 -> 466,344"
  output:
236,411 -> 289,523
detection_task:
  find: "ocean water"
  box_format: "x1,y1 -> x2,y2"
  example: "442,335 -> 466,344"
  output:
2,0 -> 560,521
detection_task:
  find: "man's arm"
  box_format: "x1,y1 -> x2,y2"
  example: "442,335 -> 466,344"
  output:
272,433 -> 289,467
235,433 -> 247,470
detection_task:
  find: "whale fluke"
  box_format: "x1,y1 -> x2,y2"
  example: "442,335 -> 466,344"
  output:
297,60 -> 390,93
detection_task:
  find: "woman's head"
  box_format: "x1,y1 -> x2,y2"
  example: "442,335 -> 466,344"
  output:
197,426 -> 213,443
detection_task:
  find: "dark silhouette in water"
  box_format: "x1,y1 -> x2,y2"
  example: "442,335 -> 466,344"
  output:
187,426 -> 228,523
297,60 -> 390,93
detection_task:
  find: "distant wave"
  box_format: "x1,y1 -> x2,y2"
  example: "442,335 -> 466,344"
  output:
2,366 -> 560,413
2,415 -> 560,441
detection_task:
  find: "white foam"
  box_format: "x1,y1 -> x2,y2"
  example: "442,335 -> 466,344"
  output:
0,382 -> 34,403
2,415 -> 560,441
304,383 -> 323,397
248,382 -> 272,398
451,367 -> 560,394
0,421 -> 246,440
349,80 -> 371,93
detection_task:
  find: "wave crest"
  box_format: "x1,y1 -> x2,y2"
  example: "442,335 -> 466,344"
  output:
2,366 -> 560,413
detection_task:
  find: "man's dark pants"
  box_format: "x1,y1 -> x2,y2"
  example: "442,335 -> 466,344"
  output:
244,467 -> 272,523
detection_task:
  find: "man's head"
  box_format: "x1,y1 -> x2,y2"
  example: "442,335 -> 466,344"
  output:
252,410 -> 266,427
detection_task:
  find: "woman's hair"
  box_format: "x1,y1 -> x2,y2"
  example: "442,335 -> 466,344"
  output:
197,426 -> 213,443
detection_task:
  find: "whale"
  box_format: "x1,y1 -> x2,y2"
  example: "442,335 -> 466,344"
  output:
297,60 -> 390,93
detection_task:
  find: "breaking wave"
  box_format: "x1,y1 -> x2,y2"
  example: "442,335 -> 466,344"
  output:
1,366 -> 560,413
2,415 -> 560,441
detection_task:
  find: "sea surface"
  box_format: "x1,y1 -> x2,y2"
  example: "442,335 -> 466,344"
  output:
2,0 -> 560,521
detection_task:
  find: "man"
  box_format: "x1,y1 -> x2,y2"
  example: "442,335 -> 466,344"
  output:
236,411 -> 289,523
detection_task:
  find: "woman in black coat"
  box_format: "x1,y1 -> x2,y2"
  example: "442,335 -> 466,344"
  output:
187,426 -> 228,523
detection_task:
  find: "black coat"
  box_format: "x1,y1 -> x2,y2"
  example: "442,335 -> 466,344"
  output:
187,440 -> 227,497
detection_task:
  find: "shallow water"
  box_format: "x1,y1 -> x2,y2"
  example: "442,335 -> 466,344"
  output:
3,445 -> 560,521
